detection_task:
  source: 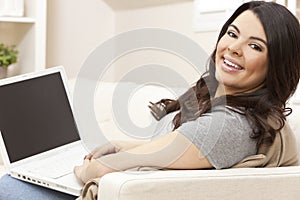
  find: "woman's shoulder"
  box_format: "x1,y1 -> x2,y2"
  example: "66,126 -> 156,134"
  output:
206,105 -> 247,122
179,105 -> 252,135
178,105 -> 257,169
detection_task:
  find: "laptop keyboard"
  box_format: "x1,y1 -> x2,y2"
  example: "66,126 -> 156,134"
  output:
28,146 -> 86,179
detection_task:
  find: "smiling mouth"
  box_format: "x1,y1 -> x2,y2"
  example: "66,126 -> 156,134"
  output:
223,58 -> 243,70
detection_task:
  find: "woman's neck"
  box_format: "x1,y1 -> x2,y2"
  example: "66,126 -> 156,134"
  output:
214,85 -> 226,98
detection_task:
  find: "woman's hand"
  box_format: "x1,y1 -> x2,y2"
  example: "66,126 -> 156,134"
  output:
74,131 -> 212,184
85,140 -> 147,160
85,142 -> 120,160
74,158 -> 114,184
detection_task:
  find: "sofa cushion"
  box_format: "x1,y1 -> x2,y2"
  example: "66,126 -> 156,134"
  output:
287,103 -> 300,160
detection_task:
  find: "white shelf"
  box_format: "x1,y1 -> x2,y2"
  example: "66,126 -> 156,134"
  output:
0,0 -> 47,76
0,17 -> 35,23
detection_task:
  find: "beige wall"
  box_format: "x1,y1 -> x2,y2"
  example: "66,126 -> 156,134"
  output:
113,1 -> 218,85
46,1 -> 219,82
46,0 -> 115,79
115,2 -> 217,51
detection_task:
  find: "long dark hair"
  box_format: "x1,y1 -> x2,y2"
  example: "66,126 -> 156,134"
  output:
153,1 -> 300,147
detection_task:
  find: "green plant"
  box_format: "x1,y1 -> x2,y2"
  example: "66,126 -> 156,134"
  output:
0,43 -> 19,67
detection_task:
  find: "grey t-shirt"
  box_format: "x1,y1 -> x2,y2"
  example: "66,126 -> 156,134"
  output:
176,106 -> 257,169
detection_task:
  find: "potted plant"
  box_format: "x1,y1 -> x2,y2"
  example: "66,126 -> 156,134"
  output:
0,43 -> 18,78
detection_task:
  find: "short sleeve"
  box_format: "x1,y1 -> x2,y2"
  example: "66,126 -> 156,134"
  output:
177,107 -> 257,169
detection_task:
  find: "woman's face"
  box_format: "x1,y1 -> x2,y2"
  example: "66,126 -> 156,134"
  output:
215,10 -> 268,96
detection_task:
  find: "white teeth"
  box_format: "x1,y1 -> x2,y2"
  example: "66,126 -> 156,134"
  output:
224,59 -> 242,70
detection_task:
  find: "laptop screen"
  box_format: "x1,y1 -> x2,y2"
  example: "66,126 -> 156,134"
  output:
0,72 -> 80,163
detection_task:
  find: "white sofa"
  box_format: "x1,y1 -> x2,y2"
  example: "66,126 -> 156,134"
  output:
93,82 -> 300,200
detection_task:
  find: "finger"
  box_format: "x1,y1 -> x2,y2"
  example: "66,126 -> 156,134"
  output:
84,154 -> 93,160
74,166 -> 85,184
91,143 -> 118,159
90,148 -> 103,159
73,166 -> 81,178
83,158 -> 90,165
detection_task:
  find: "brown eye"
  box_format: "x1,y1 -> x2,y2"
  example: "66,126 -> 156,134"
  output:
227,31 -> 237,38
249,43 -> 262,52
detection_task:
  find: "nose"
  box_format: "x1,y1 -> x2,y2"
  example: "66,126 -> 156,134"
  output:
227,41 -> 243,56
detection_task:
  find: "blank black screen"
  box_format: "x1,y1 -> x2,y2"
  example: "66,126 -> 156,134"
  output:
0,72 -> 80,163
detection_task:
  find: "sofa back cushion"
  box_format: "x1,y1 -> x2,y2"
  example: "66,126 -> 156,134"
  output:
287,104 -> 300,162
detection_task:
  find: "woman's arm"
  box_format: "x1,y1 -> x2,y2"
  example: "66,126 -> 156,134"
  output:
84,140 -> 148,160
74,131 -> 212,183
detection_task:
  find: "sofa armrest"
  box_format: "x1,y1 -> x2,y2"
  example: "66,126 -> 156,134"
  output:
98,167 -> 300,200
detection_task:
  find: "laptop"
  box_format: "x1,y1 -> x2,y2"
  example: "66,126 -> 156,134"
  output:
0,66 -> 89,196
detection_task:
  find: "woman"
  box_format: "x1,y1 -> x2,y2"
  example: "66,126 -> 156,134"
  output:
74,1 -> 300,183
1,1 -> 299,199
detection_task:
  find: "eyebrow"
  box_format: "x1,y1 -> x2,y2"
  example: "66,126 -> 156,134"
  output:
229,24 -> 267,46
